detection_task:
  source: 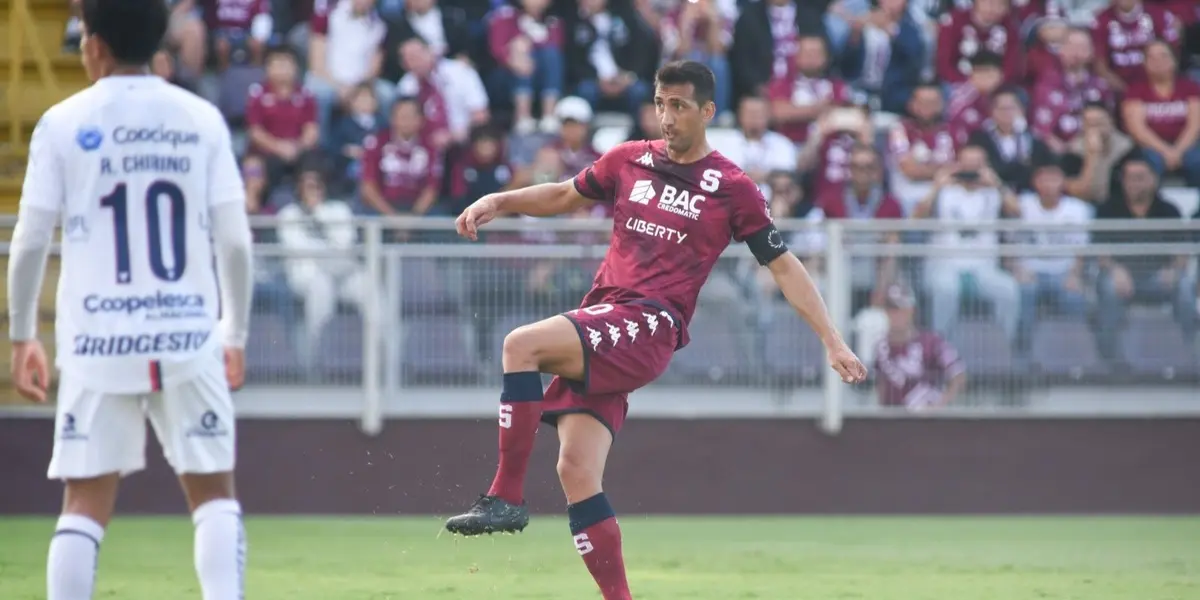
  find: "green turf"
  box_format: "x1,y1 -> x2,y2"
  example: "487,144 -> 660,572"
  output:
1,516 -> 1197,599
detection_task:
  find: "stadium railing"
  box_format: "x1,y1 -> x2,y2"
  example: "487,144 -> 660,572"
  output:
1,216 -> 1198,435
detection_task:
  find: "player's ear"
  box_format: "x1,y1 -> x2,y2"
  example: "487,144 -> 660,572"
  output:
701,100 -> 716,123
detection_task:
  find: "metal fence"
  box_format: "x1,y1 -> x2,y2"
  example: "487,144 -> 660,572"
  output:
2,216 -> 1199,434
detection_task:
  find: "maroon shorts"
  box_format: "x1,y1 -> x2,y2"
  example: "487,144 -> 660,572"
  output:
540,301 -> 680,436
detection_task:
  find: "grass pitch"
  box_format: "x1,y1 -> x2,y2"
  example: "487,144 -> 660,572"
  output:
0,516 -> 1197,599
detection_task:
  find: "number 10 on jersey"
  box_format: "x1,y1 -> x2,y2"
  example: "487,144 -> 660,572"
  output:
99,181 -> 188,284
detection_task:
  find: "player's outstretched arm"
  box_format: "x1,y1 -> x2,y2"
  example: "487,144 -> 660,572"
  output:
765,252 -> 867,384
456,180 -> 591,241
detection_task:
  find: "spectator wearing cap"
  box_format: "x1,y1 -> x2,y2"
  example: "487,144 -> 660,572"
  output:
967,86 -> 1047,191
1121,39 -> 1200,188
767,34 -> 851,146
397,37 -> 490,148
1062,102 -> 1134,204
549,97 -> 601,180
658,0 -> 735,117
566,0 -> 659,120
936,0 -> 1023,86
487,0 -> 566,135
1093,151 -> 1196,361
1029,27 -> 1114,155
888,81 -> 957,216
914,142 -> 1022,342
1011,157 -> 1091,351
947,50 -> 1006,147
721,96 -> 797,187
873,282 -> 968,411
305,0 -> 393,142
246,46 -> 320,188
1091,0 -> 1183,93
837,0 -> 926,115
798,103 -> 874,200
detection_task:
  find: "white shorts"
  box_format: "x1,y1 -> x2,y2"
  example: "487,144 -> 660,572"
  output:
47,359 -> 236,480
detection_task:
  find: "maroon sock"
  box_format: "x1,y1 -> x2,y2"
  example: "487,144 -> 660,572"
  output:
486,372 -> 543,505
569,494 -> 631,600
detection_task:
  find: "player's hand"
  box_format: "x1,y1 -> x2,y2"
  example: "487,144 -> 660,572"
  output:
826,342 -> 867,385
11,340 -> 50,403
224,347 -> 246,391
456,195 -> 500,241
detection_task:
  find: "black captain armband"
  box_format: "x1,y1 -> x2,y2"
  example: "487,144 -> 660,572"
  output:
746,224 -> 789,266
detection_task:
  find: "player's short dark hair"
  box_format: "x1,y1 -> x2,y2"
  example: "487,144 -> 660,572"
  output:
970,50 -> 1005,70
655,60 -> 716,106
81,0 -> 168,66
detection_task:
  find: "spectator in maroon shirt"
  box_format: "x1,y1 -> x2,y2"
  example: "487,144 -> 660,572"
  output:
767,35 -> 851,146
936,0 -> 1023,86
398,38 -> 453,150
1030,27 -> 1114,153
488,0 -> 565,134
202,0 -> 272,70
1091,0 -> 1183,93
448,126 -> 515,216
245,46 -> 320,187
1121,39 -> 1200,187
947,50 -> 1005,146
359,97 -> 443,216
873,282 -> 968,411
798,103 -> 874,200
888,81 -> 957,215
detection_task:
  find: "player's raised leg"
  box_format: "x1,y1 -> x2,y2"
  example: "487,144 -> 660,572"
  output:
444,315 -> 585,536
558,413 -> 631,600
149,361 -> 246,600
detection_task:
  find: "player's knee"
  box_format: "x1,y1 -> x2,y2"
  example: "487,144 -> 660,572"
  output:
62,475 -> 121,526
179,472 -> 237,512
501,325 -> 544,370
556,451 -> 601,493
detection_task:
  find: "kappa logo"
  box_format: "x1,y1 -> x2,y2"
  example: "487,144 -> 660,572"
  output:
606,323 -> 621,346
659,310 -> 675,329
624,319 -> 640,343
587,327 -> 602,351
643,312 -> 659,336
635,152 -> 654,167
629,179 -> 656,205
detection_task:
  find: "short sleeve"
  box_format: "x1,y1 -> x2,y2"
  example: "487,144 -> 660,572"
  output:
300,93 -> 318,126
360,135 -> 382,185
19,114 -> 64,213
207,111 -> 246,209
730,173 -> 774,242
572,142 -> 632,202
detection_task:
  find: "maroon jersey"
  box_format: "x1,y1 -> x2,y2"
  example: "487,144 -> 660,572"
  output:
309,0 -> 335,34
407,76 -> 449,141
553,139 -> 601,178
936,9 -> 1023,85
360,133 -> 442,208
203,0 -> 269,31
1124,79 -> 1200,145
1031,68 -> 1114,143
811,132 -> 858,200
487,4 -> 564,68
766,75 -> 851,144
874,331 -> 965,408
661,4 -> 733,58
245,84 -> 317,149
571,140 -> 775,348
947,84 -> 991,146
888,119 -> 957,169
1091,3 -> 1182,85
767,2 -> 800,80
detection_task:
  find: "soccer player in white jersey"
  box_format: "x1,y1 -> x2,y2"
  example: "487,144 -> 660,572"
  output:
5,1 -> 254,598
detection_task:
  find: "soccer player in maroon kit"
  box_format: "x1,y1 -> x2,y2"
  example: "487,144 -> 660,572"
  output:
444,61 -> 867,599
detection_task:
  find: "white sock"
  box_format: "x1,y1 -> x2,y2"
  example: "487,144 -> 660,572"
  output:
193,499 -> 247,600
47,514 -> 104,600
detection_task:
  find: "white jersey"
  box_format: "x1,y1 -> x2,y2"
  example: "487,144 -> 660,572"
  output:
21,75 -> 245,394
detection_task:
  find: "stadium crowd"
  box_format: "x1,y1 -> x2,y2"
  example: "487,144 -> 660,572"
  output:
61,0 -> 1200,401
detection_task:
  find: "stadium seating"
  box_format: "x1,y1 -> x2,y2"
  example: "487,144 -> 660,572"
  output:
947,320 -> 1017,380
1121,311 -> 1198,380
400,316 -> 480,384
759,305 -> 825,384
1029,319 -> 1104,381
